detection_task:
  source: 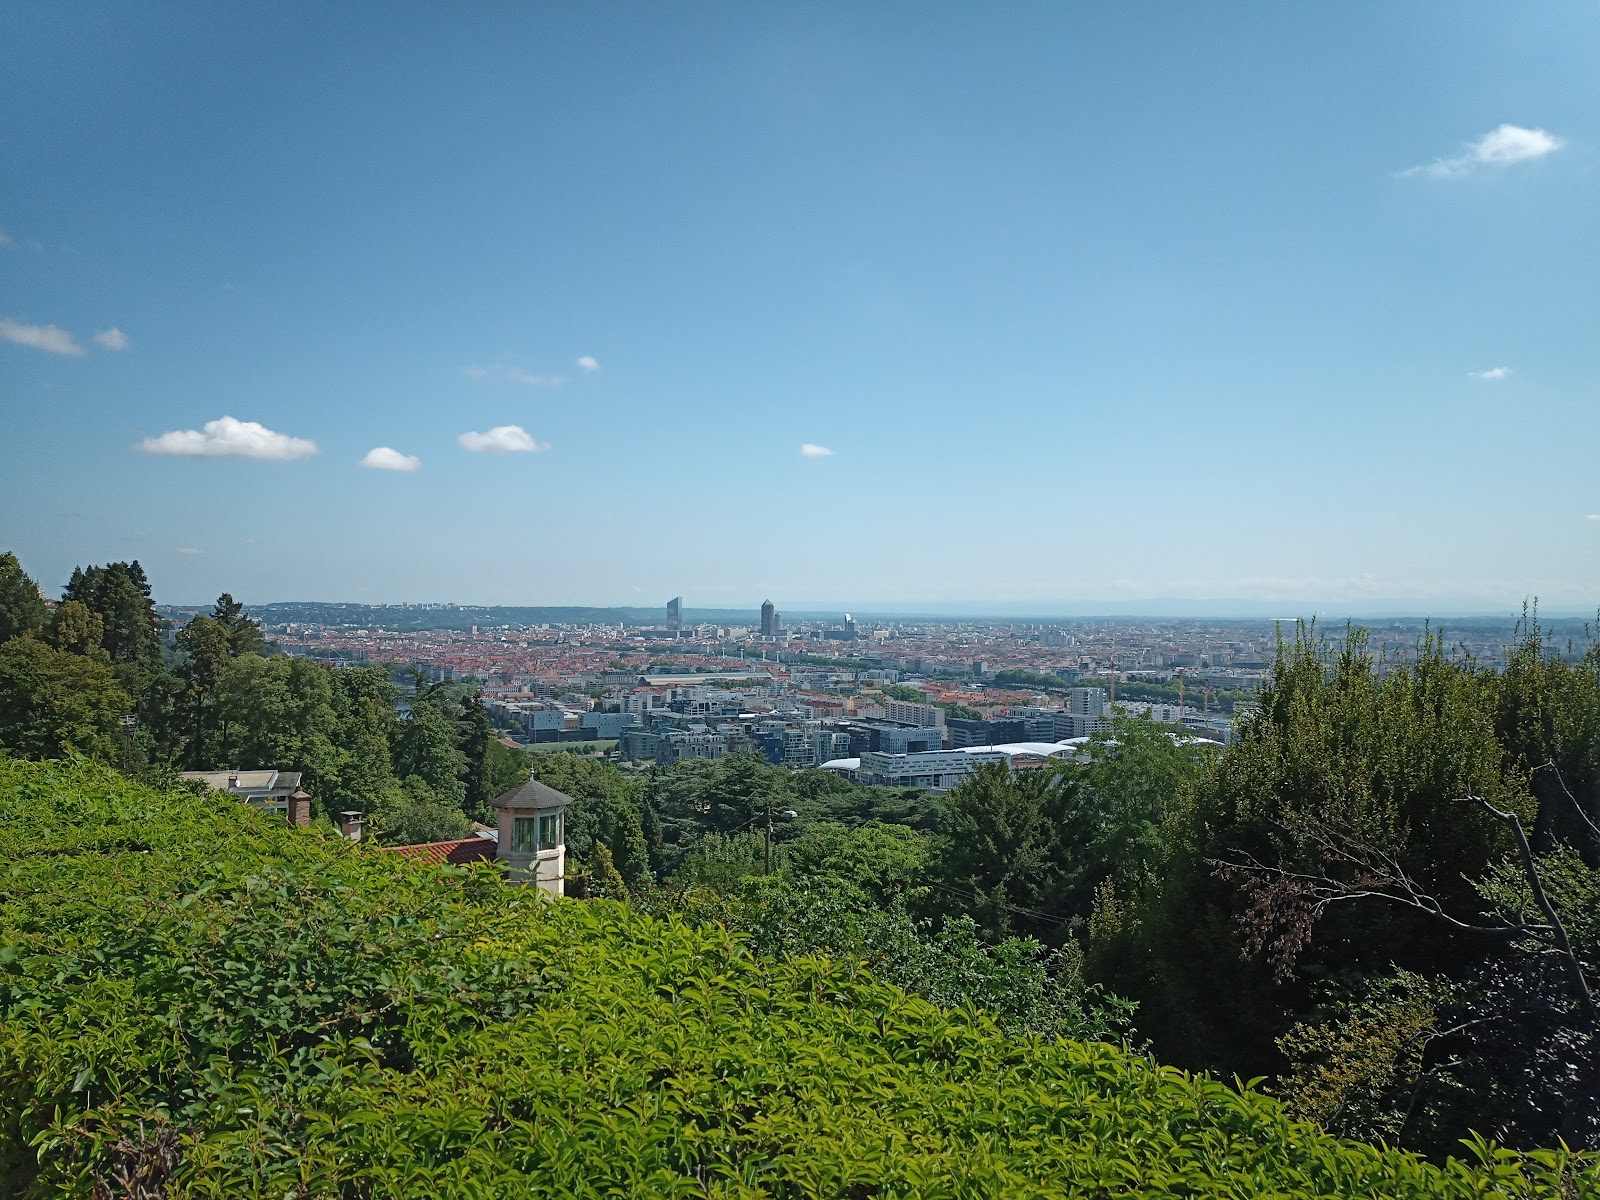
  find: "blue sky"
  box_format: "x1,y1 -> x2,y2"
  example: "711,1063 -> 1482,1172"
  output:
2,3 -> 1597,615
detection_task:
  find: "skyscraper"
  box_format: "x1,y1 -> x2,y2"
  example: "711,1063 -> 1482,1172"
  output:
666,596 -> 682,634
760,599 -> 776,637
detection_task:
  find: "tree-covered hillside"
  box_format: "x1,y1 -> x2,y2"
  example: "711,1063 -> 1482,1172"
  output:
1,758 -> 1593,1198
0,553 -> 528,846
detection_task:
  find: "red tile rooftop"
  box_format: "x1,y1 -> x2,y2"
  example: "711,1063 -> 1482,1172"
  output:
384,838 -> 498,866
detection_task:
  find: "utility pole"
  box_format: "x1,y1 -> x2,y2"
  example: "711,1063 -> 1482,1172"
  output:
764,804 -> 796,874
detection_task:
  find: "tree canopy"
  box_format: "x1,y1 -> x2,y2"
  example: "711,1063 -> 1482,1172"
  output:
3,757 -> 1591,1198
0,552 -> 49,645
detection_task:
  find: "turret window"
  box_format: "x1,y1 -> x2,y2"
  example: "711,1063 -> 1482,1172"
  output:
538,811 -> 562,850
512,816 -> 537,853
511,812 -> 562,853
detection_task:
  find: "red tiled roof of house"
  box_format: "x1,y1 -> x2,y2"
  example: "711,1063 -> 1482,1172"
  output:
385,837 -> 499,866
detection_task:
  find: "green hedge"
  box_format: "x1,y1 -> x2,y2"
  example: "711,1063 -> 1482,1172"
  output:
0,758 -> 1593,1197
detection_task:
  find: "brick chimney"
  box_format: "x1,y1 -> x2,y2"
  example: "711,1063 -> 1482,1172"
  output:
285,786 -> 312,828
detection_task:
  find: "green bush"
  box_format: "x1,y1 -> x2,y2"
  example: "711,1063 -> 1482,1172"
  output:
1,757 -> 1593,1198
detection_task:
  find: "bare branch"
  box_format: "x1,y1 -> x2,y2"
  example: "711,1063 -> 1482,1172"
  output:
1209,795 -> 1590,1003
1533,760 -> 1600,841
1473,793 -> 1597,1024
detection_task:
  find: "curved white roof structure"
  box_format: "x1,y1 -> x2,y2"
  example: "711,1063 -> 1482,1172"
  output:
952,739 -> 1090,761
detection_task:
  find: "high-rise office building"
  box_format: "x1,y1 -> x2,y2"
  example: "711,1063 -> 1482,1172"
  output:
760,599 -> 776,637
666,596 -> 682,634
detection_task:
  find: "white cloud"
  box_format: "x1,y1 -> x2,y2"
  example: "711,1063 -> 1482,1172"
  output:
0,230 -> 11,247
465,364 -> 564,386
138,416 -> 320,461
577,355 -> 600,372
1474,124 -> 1563,165
0,318 -> 86,356
93,327 -> 132,351
800,443 -> 836,457
361,446 -> 422,472
1470,366 -> 1511,381
458,425 -> 549,453
176,546 -> 202,556
1588,514 -> 1600,522
1403,124 -> 1563,179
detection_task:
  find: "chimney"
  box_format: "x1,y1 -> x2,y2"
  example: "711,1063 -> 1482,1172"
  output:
285,786 -> 312,828
339,811 -> 365,842
227,772 -> 239,790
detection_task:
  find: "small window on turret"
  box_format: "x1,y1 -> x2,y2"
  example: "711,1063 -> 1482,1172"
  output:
538,811 -> 562,851
512,816 -> 536,853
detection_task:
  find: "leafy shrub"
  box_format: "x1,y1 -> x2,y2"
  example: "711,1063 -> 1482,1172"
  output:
1,757 -> 1594,1197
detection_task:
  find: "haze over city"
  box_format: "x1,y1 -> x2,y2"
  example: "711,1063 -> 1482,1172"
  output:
3,4 -> 1598,614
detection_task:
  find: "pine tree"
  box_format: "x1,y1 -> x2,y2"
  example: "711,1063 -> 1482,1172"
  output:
62,562 -> 162,668
0,552 -> 49,645
210,593 -> 267,657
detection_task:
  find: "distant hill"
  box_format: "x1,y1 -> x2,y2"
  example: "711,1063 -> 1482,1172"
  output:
2,756 -> 1591,1197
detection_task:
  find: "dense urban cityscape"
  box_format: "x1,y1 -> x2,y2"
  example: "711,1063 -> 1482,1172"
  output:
147,595 -> 1590,794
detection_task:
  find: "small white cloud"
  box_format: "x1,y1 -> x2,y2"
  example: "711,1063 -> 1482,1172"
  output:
465,364 -> 564,386
458,425 -> 549,453
361,446 -> 422,472
1470,366 -> 1511,381
93,327 -> 132,351
800,443 -> 835,457
577,355 -> 600,372
176,547 -> 202,556
0,229 -> 11,247
1404,124 -> 1563,179
1474,124 -> 1563,165
0,318 -> 86,356
138,416 -> 320,461
1588,514 -> 1600,521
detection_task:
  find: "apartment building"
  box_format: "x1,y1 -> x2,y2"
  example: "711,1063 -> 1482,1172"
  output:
882,698 -> 947,729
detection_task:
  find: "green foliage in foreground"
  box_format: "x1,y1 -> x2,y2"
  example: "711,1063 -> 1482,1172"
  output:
2,759 -> 1594,1199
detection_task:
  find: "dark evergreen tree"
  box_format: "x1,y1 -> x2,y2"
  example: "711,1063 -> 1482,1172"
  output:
210,592 -> 268,658
176,615 -> 231,767
0,552 -> 49,645
935,762 -> 1078,941
391,692 -> 468,810
62,561 -> 162,669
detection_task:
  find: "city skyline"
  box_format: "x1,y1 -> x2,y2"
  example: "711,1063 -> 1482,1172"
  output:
3,5 -> 1598,611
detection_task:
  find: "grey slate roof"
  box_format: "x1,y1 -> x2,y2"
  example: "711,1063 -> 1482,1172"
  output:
181,769 -> 302,796
492,777 -> 575,811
